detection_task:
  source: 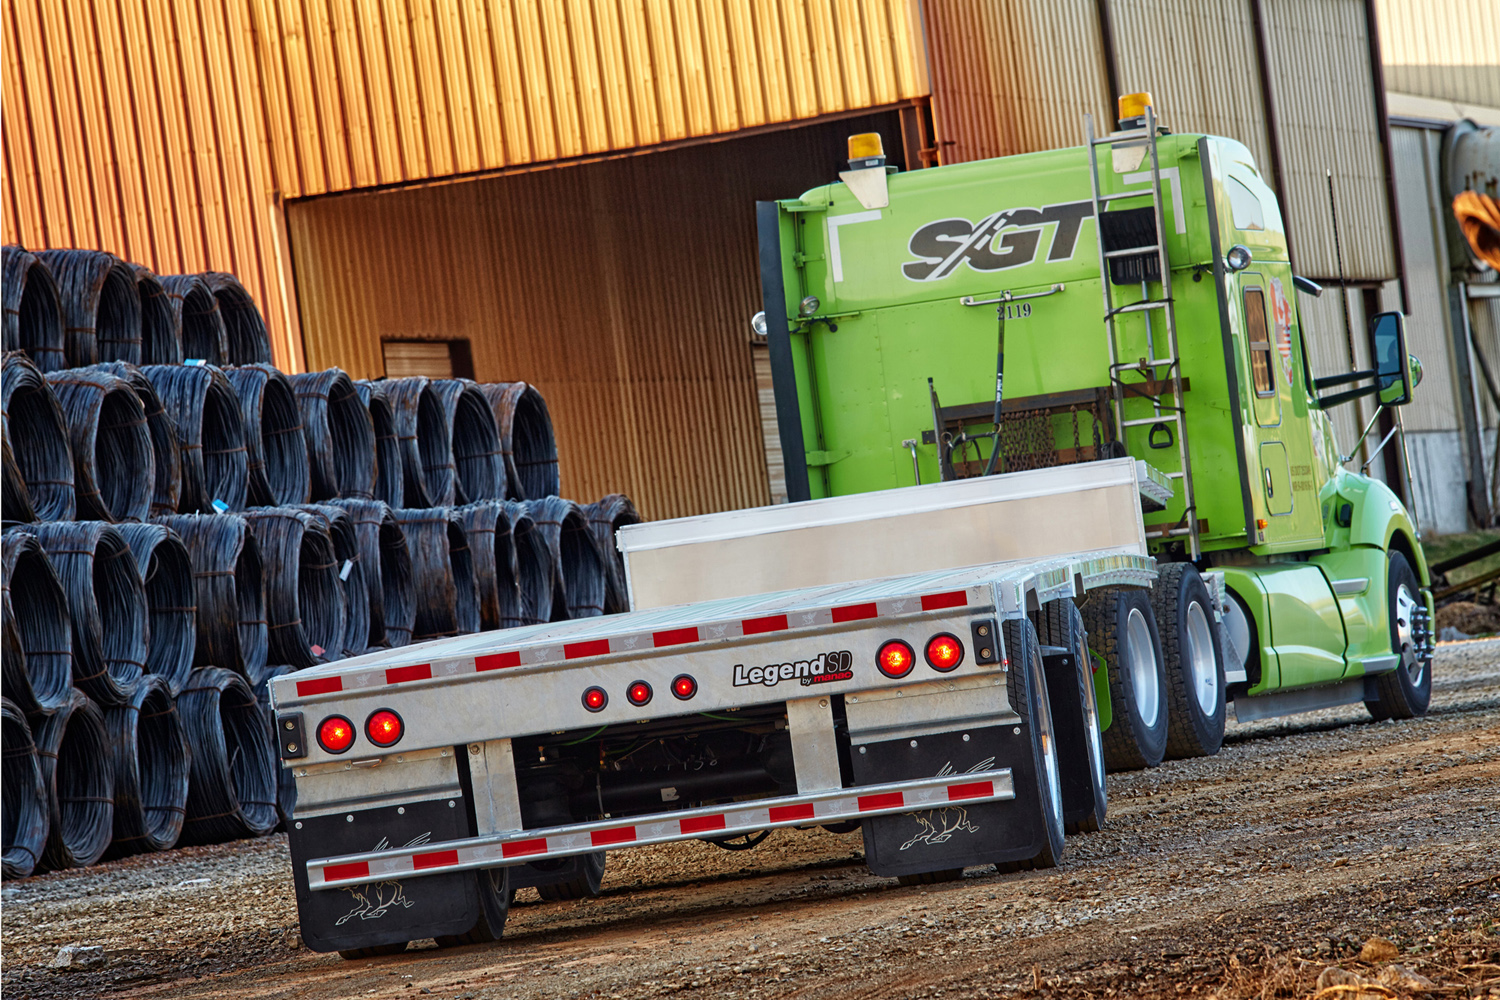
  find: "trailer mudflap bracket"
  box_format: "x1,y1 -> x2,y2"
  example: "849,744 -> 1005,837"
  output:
306,769 -> 1015,891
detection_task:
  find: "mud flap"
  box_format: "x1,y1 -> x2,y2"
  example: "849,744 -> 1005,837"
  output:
290,796 -> 480,953
509,854 -> 596,891
853,725 -> 1041,877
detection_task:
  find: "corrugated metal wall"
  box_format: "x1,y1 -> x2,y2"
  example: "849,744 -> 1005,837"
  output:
287,111 -> 905,520
1,0 -> 298,368
923,0 -> 1111,162
1262,0 -> 1396,281
1375,0 -> 1500,107
253,0 -> 928,199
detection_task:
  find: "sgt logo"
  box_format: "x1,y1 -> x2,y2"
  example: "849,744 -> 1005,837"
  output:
903,200 -> 1094,282
733,650 -> 854,688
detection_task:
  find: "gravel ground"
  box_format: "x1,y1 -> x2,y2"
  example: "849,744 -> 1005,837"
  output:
3,639 -> 1497,1000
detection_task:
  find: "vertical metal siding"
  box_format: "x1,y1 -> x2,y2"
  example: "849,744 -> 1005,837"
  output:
1,0 -> 299,369
254,0 -> 929,198
1262,0 -> 1396,281
1375,0 -> 1500,108
924,0 -> 1113,163
1107,0 -> 1276,183
286,112 -> 907,520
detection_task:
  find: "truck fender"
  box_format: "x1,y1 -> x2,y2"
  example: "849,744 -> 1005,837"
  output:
1319,469 -> 1430,587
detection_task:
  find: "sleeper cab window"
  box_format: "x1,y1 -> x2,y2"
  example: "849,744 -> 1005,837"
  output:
1243,287 -> 1275,396
1228,176 -> 1265,232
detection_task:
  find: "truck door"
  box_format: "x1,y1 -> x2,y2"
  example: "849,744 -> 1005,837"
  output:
1238,276 -> 1292,531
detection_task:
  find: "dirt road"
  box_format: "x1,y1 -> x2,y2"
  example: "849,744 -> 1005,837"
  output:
4,640 -> 1498,1000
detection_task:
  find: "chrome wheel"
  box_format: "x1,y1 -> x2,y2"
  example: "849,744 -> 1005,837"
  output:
1184,600 -> 1219,717
1394,583 -> 1422,686
1125,607 -> 1161,728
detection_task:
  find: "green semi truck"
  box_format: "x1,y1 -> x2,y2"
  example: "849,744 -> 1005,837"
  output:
755,93 -> 1436,768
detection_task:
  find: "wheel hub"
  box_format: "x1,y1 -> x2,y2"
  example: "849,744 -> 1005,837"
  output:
1184,600 -> 1219,716
1125,607 -> 1161,728
1393,583 -> 1429,686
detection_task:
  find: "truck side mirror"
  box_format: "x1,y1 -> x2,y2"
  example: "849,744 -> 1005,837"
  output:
1370,312 -> 1412,407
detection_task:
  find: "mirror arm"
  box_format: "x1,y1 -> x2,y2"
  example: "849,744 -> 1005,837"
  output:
1319,383 -> 1380,409
1313,368 -> 1376,390
1339,405 -> 1386,465
1360,425 -> 1400,473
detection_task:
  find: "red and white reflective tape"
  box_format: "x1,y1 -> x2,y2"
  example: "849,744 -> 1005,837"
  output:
292,587 -> 984,701
307,767 -> 1014,890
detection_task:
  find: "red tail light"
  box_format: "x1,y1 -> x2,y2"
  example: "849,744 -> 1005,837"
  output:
582,687 -> 608,712
876,639 -> 915,679
671,674 -> 698,700
365,709 -> 404,747
925,633 -> 964,672
317,715 -> 355,754
627,680 -> 653,706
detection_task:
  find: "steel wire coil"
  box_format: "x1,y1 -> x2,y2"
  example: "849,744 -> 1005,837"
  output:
159,275 -> 228,366
453,501 -> 522,631
522,497 -> 607,621
288,369 -> 375,501
244,507 -> 345,668
176,666 -> 277,844
393,507 -> 480,641
373,377 -> 452,508
35,249 -> 142,366
2,246 -> 66,372
331,498 -> 415,648
93,362 -> 183,516
45,367 -> 153,522
26,521 -> 147,707
2,352 -> 75,521
130,265 -> 182,365
582,494 -> 640,615
116,522 -> 196,694
104,673 -> 189,856
355,381 -> 404,508
143,363 -> 248,513
294,503 -> 367,659
481,382 -> 559,500
226,364 -> 310,507
1,697 -> 48,878
431,379 -> 505,504
3,435 -> 34,525
499,501 -> 553,627
34,687 -> 113,870
155,513 -> 267,679
1,529 -> 74,716
201,272 -> 273,365
250,665 -> 297,824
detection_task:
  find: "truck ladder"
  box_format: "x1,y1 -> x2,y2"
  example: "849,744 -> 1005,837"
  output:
1085,107 -> 1200,559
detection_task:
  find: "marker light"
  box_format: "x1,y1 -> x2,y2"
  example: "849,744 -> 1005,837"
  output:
582,687 -> 608,712
847,132 -> 884,160
877,639 -> 915,679
750,310 -> 768,338
1118,91 -> 1154,121
317,715 -> 355,754
671,674 -> 698,700
799,295 -> 821,317
365,709 -> 404,748
925,633 -> 964,672
1225,243 -> 1254,272
627,680 -> 653,707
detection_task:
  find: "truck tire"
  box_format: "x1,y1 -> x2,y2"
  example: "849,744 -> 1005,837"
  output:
434,867 -> 511,947
1080,588 -> 1167,771
995,617 -> 1065,873
1151,564 -> 1226,760
535,851 -> 606,901
1036,598 -> 1107,834
1365,551 -> 1433,721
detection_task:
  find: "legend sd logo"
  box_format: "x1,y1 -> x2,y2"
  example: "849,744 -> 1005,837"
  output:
732,650 -> 854,688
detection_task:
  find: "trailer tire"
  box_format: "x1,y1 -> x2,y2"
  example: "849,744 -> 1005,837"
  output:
1365,551 -> 1433,721
434,867 -> 511,947
1081,588 -> 1167,771
896,868 -> 964,886
995,618 -> 1065,873
1036,598 -> 1107,834
1151,564 -> 1226,760
339,943 -> 407,960
535,851 -> 606,901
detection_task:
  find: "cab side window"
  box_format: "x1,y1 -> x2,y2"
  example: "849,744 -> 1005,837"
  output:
1244,287 -> 1275,396
1228,177 -> 1265,231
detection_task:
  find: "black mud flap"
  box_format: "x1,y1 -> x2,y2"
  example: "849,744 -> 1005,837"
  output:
290,796 -> 479,953
509,853 -> 594,891
854,725 -> 1043,877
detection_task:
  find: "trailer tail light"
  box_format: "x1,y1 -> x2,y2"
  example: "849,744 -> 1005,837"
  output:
582,687 -> 608,712
627,680 -> 653,707
365,709 -> 404,748
925,633 -> 964,672
671,674 -> 698,700
876,640 -> 915,679
317,715 -> 355,754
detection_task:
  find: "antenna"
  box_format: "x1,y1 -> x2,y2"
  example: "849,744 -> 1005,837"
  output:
1327,169 -> 1356,368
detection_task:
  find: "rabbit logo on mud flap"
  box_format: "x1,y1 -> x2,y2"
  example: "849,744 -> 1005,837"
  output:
336,833 -> 429,925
